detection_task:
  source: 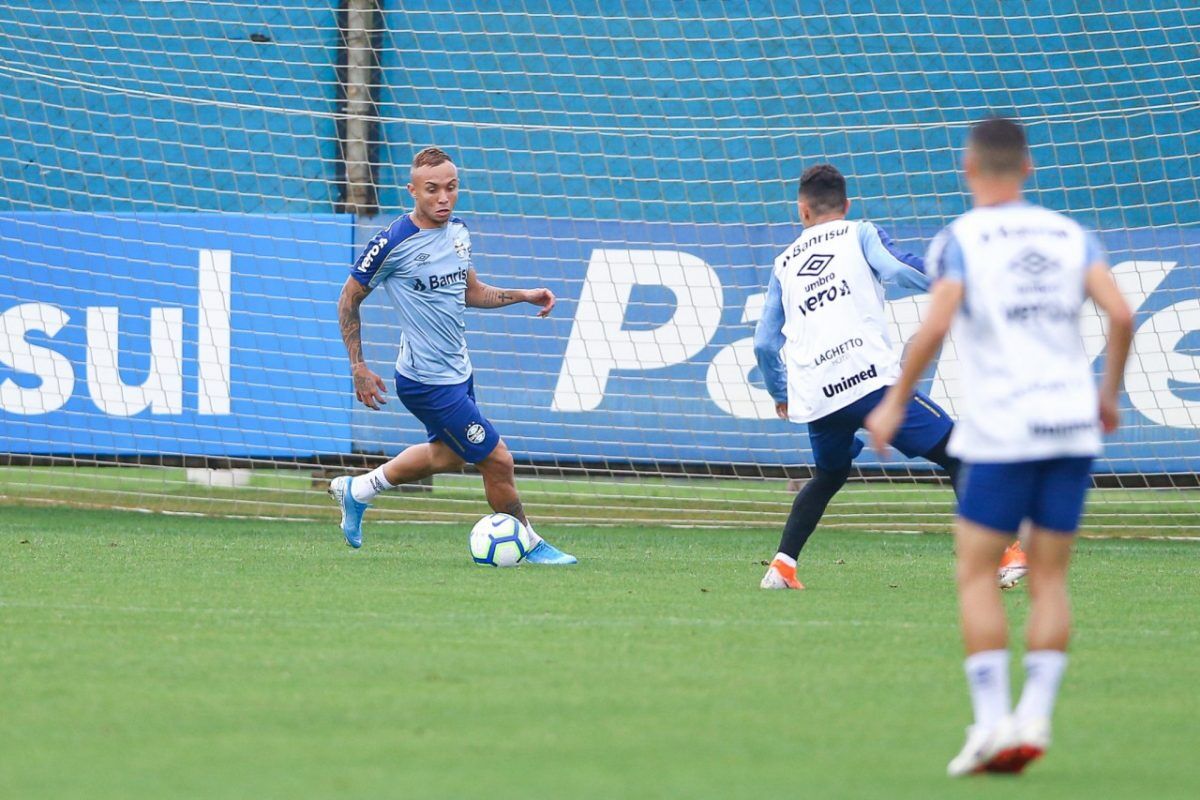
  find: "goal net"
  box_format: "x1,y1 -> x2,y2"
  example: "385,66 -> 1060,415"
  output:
2,1 -> 1198,533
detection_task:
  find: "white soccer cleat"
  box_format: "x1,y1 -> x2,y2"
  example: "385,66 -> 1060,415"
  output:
987,716 -> 1051,774
997,542 -> 1028,590
997,566 -> 1027,590
760,559 -> 804,590
946,721 -> 1016,777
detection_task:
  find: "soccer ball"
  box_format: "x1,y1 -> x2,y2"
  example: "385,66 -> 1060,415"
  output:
469,513 -> 532,567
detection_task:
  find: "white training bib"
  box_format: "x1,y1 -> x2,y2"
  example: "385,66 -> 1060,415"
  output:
933,203 -> 1101,462
773,220 -> 900,422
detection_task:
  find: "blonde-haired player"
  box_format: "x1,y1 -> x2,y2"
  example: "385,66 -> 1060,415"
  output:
330,147 -> 575,564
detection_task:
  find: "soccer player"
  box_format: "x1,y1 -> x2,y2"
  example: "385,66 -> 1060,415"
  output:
329,147 -> 576,565
866,117 -> 1133,775
754,164 -> 1026,590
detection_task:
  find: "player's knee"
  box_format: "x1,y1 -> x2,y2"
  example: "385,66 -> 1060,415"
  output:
478,441 -> 514,477
429,442 -> 465,472
812,466 -> 850,492
955,558 -> 994,587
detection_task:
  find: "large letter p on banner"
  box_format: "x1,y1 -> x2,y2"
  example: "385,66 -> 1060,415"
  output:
551,249 -> 723,412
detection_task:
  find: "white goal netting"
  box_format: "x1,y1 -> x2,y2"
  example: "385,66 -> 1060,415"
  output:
1,1 -> 1198,532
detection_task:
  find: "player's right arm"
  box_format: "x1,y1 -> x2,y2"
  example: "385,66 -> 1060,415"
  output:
753,272 -> 789,419
338,226 -> 402,411
337,277 -> 387,410
1082,237 -> 1134,433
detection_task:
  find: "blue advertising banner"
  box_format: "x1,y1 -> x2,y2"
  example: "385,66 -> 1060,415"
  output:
356,214 -> 1200,474
0,213 -> 355,456
3,212 -> 1198,472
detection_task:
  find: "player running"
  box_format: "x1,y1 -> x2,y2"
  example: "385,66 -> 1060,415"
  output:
754,164 -> 1026,590
329,147 -> 576,564
866,117 -> 1133,775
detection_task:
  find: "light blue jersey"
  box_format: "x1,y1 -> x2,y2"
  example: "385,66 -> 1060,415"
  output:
350,214 -> 473,384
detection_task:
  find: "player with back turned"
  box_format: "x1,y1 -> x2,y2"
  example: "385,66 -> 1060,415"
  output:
867,117 -> 1133,775
753,164 -> 1026,590
329,147 -> 576,565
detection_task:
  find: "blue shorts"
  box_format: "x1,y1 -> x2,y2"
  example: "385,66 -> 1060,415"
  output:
958,457 -> 1094,534
394,372 -> 501,464
808,386 -> 953,472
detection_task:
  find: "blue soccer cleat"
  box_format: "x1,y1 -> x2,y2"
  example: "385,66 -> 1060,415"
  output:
524,539 -> 577,565
328,475 -> 369,549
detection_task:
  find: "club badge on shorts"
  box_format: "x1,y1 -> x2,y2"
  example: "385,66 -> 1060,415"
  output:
466,422 -> 486,444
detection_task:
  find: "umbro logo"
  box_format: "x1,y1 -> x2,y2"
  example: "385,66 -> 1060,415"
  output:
796,253 -> 835,277
414,253 -> 430,262
1010,249 -> 1058,276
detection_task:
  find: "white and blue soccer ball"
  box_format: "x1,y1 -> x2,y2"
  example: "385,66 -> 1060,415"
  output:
469,513 -> 532,567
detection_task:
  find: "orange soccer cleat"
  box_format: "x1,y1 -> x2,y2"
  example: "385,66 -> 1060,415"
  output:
760,558 -> 806,590
998,541 -> 1029,589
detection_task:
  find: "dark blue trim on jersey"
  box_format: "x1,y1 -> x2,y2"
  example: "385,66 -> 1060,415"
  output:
873,225 -> 926,274
859,222 -> 930,292
349,214 -> 420,286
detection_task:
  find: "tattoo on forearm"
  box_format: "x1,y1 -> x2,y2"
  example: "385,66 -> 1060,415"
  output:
498,290 -> 513,303
338,293 -> 364,365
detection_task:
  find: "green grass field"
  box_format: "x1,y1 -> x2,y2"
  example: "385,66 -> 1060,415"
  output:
2,505 -> 1198,799
3,466 -> 1200,534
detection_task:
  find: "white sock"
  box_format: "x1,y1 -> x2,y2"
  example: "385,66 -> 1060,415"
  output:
522,518 -> 543,547
964,649 -> 1011,730
773,552 -> 797,568
1015,650 -> 1068,723
350,467 -> 394,504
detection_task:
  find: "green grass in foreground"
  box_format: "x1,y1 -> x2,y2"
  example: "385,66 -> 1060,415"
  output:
1,507 -> 1198,799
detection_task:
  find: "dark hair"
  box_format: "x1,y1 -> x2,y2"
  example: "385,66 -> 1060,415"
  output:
968,117 -> 1028,174
798,164 -> 847,214
412,146 -> 454,172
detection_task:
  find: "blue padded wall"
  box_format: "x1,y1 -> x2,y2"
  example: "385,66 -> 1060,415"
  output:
379,1 -> 1199,231
0,0 -> 340,213
1,2 -> 1196,229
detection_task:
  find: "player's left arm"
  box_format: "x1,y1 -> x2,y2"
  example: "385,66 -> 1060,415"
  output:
464,268 -> 555,316
866,278 -> 962,454
860,223 -> 931,292
1083,232 -> 1134,433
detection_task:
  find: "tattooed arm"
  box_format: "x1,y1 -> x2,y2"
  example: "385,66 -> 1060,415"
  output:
464,268 -> 555,317
337,276 -> 388,410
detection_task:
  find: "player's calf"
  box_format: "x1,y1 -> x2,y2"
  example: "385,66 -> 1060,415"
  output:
476,443 -> 577,565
